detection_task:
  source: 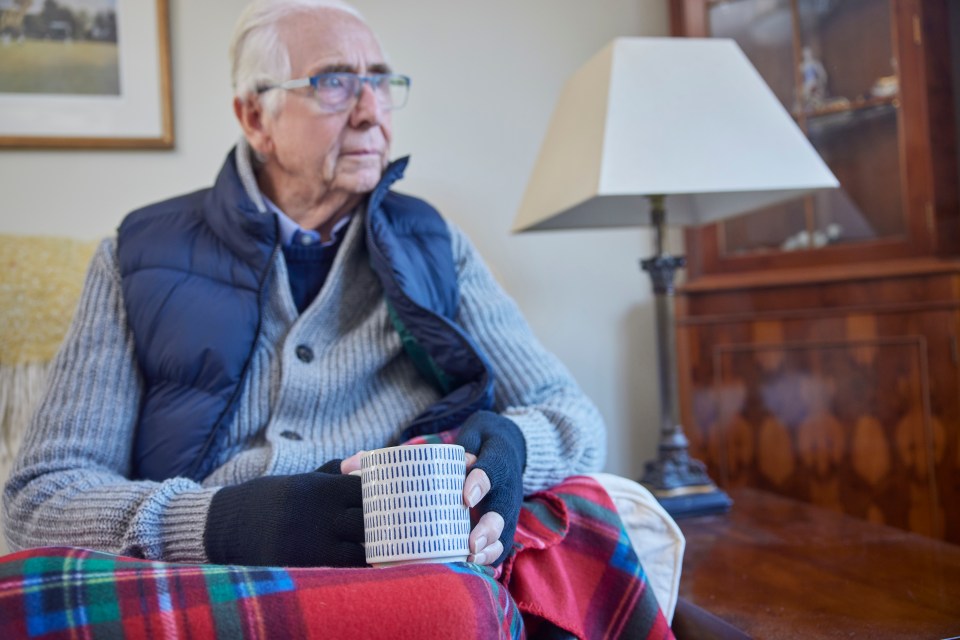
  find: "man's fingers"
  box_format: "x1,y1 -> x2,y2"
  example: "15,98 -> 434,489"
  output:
341,450 -> 365,474
468,510 -> 504,555
463,467 -> 491,508
465,452 -> 478,468
469,540 -> 503,566
468,511 -> 505,566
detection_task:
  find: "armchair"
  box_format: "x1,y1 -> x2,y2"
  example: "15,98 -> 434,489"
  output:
0,233 -> 684,626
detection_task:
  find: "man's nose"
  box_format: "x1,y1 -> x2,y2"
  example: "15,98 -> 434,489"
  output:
349,81 -> 381,127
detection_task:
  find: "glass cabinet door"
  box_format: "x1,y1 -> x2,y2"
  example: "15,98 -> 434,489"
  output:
706,0 -> 905,258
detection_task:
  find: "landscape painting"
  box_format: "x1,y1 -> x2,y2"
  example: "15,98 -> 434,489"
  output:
0,0 -> 120,96
0,0 -> 172,148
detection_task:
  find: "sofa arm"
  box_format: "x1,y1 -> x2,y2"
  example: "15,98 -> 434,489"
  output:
588,472 -> 684,624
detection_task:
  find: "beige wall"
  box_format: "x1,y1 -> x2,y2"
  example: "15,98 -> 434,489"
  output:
0,0 -> 672,480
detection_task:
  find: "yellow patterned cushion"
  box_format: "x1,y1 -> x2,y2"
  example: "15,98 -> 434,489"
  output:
0,234 -> 98,365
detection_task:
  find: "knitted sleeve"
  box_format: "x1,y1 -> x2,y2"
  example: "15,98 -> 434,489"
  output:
2,239 -> 217,562
447,223 -> 607,493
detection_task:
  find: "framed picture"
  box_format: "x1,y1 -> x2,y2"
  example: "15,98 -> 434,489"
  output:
0,0 -> 173,149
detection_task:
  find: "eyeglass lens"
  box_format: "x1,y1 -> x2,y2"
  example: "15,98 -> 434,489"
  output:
313,73 -> 408,111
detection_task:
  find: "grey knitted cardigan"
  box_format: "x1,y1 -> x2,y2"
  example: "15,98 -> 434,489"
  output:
2,153 -> 606,562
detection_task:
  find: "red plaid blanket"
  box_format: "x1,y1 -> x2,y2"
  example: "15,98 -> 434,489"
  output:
0,477 -> 673,639
0,548 -> 519,639
505,476 -> 673,639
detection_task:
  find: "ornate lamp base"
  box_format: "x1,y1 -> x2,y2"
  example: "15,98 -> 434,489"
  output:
650,487 -> 734,519
640,431 -> 732,518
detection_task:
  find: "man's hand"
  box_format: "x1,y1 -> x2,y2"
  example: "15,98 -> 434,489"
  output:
204,460 -> 365,568
456,411 -> 526,566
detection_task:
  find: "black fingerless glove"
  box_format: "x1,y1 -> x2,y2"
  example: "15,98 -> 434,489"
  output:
456,411 -> 526,566
204,460 -> 365,568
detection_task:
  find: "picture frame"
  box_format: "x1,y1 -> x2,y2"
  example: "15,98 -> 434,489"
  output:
0,0 -> 173,149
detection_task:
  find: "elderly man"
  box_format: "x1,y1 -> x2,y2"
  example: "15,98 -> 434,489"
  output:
3,0 -> 604,573
0,3 -> 681,635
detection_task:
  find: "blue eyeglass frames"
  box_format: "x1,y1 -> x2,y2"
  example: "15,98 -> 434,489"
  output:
257,72 -> 411,112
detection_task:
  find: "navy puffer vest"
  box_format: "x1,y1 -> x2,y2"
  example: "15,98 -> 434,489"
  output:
117,151 -> 493,482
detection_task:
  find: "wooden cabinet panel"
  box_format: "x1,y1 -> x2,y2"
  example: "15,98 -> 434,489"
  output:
678,270 -> 960,544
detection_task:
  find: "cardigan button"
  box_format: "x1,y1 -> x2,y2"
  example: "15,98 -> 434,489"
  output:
295,345 -> 314,363
279,430 -> 303,441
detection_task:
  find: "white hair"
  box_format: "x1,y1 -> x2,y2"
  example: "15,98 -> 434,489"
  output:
230,0 -> 368,114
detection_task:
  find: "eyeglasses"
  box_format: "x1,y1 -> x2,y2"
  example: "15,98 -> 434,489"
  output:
258,72 -> 411,113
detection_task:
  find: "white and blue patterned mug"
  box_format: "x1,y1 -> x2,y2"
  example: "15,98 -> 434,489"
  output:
359,444 -> 471,566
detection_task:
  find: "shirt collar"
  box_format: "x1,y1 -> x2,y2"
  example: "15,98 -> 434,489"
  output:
262,193 -> 352,248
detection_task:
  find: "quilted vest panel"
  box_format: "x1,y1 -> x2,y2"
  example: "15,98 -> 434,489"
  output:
118,152 -> 492,481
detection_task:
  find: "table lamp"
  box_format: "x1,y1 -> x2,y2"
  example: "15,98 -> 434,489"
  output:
512,38 -> 838,517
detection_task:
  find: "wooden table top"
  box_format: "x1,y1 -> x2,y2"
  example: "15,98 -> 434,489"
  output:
676,488 -> 960,639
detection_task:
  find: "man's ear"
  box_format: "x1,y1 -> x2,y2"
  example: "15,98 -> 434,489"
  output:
234,95 -> 273,157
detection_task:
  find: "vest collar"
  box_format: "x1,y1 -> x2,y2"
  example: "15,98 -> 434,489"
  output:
369,156 -> 410,213
205,148 -> 278,271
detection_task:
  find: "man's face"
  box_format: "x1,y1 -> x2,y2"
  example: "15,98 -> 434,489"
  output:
261,10 -> 393,203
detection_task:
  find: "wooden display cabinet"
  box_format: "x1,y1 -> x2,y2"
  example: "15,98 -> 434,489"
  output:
670,0 -> 960,544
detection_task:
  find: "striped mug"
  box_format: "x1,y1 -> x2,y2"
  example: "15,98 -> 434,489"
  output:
359,444 -> 471,566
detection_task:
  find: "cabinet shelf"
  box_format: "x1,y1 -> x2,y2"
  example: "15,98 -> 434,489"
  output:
796,93 -> 898,121
804,97 -> 898,138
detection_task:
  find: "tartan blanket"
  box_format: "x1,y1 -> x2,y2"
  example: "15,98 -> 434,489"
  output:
0,476 -> 673,639
504,476 -> 673,639
0,548 -> 520,640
